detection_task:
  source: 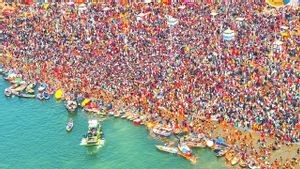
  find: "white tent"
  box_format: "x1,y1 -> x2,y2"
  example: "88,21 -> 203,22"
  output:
222,29 -> 235,40
210,10 -> 218,16
178,5 -> 186,9
167,16 -> 178,27
236,17 -> 245,21
103,7 -> 110,11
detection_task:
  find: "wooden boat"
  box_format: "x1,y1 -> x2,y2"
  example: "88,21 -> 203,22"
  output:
177,151 -> 197,164
114,112 -> 121,117
155,145 -> 178,154
11,84 -> 26,93
231,153 -> 241,165
66,120 -> 74,132
26,88 -> 35,94
153,128 -> 172,137
26,82 -> 36,93
120,114 -> 128,119
225,150 -> 236,161
216,147 -> 230,157
186,141 -> 206,148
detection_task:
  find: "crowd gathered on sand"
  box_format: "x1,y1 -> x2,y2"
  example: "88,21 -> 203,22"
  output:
1,1 -> 300,168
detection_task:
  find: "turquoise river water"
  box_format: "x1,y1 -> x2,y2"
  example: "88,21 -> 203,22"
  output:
0,77 -> 227,169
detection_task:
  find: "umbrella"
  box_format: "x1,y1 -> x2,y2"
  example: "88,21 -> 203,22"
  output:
178,5 -> 185,9
210,10 -> 218,16
103,7 -> 110,11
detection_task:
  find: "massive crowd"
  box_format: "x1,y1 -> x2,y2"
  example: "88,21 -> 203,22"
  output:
1,1 -> 299,164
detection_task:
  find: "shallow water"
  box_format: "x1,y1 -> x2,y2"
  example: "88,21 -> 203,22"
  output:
0,77 -> 227,169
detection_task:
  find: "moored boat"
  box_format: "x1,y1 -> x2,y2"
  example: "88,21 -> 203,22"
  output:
231,153 -> 241,165
177,151 -> 197,164
66,120 -> 74,132
153,128 -> 172,137
80,120 -> 105,147
25,82 -> 36,94
178,143 -> 192,156
155,145 -> 178,154
11,84 -> 27,93
225,150 -> 236,161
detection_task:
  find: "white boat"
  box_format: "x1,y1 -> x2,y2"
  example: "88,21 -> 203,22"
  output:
156,145 -> 178,154
80,120 -> 104,147
66,120 -> 74,132
153,128 -> 172,137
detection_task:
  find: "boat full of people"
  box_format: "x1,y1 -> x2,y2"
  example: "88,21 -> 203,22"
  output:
65,100 -> 78,112
80,119 -> 105,147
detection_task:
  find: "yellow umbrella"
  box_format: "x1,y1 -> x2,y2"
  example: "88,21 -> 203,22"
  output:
43,3 -> 50,9
55,89 -> 63,100
81,99 -> 90,106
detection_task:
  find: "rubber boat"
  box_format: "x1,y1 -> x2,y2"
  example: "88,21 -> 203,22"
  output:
155,145 -> 178,154
66,120 -> 74,132
80,120 -> 105,147
153,128 -> 172,137
4,88 -> 12,97
66,100 -> 78,112
231,153 -> 241,165
133,118 -> 142,125
178,143 -> 192,156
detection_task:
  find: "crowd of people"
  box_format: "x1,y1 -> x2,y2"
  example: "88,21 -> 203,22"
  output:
1,1 -> 299,167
